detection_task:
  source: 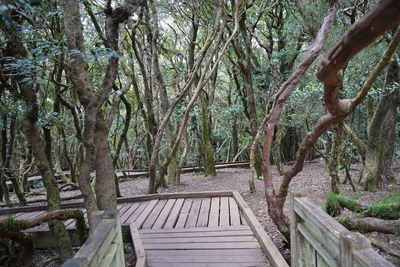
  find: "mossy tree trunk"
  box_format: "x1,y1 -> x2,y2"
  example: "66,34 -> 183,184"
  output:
233,10 -> 263,178
0,3 -> 74,259
326,122 -> 344,194
363,53 -> 399,191
0,114 -> 11,206
1,113 -> 26,206
64,0 -> 144,211
200,91 -> 216,177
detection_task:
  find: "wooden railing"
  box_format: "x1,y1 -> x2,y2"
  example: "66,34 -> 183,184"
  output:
62,209 -> 125,267
129,223 -> 146,267
290,191 -> 395,267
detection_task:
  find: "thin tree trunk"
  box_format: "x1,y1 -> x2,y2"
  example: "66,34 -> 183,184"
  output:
260,2 -> 340,238
326,122 -> 344,194
200,91 -> 216,177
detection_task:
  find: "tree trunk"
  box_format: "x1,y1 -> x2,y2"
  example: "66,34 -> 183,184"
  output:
95,112 -> 117,210
326,122 -> 344,194
63,0 -> 144,214
363,58 -> 399,191
200,92 -> 216,177
260,2 -> 340,238
232,10 -> 263,178
0,115 -> 11,206
340,217 -> 400,235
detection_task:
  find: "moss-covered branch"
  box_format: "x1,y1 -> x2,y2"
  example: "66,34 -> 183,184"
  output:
0,209 -> 87,265
326,192 -> 400,220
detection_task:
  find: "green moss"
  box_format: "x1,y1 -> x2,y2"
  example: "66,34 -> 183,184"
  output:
325,192 -> 341,216
325,192 -> 365,216
6,217 -> 25,231
369,194 -> 400,219
340,215 -> 353,224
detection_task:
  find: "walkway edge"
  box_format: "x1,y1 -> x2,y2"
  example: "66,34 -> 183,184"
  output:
232,191 -> 289,267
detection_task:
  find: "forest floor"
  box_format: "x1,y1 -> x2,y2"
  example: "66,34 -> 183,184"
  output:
25,161 -> 400,266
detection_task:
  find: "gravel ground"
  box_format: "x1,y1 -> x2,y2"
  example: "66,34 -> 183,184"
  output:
19,161 -> 400,265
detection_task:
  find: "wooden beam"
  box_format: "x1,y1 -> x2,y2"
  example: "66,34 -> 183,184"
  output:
232,191 -> 288,267
129,223 -> 146,267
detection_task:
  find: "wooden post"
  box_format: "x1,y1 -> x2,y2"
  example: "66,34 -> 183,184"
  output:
289,190 -> 307,267
102,210 -> 125,267
340,232 -> 370,267
89,210 -> 103,233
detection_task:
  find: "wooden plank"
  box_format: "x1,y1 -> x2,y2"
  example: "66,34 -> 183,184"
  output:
24,211 -> 48,232
185,198 -> 202,228
0,191 -> 233,216
144,241 -> 260,250
297,222 -> 338,267
141,230 -> 254,239
74,219 -> 116,266
117,191 -> 234,205
134,199 -> 159,228
232,191 -> 288,267
240,211 -> 247,226
142,236 -> 257,244
296,231 -> 317,267
294,200 -> 343,259
129,223 -> 146,267
124,201 -> 150,224
174,199 -> 193,228
152,199 -> 176,229
146,263 -> 265,267
65,219 -> 75,229
147,255 -> 266,263
208,197 -> 220,227
142,199 -> 167,229
120,202 -> 141,223
196,198 -> 210,227
316,253 -> 329,267
15,211 -> 40,220
290,191 -> 307,267
118,202 -> 135,218
145,249 -> 264,257
229,197 -> 240,226
163,198 -> 184,229
100,243 -> 118,266
352,248 -> 395,267
140,226 -> 250,234
294,197 -> 348,240
219,197 -> 230,227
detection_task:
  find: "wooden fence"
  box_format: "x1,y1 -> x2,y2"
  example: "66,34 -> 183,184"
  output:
290,191 -> 395,267
62,209 -> 125,267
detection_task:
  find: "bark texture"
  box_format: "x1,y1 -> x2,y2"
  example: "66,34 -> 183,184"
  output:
363,58 -> 400,190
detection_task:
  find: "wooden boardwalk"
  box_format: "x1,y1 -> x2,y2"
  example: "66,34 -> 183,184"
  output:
7,161 -> 250,185
0,191 -> 287,266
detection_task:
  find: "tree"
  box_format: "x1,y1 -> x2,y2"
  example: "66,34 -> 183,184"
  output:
362,48 -> 400,191
261,0 -> 400,238
0,1 -> 73,259
63,0 -> 144,219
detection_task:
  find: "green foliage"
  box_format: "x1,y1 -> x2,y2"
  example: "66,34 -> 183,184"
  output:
368,193 -> 400,220
325,191 -> 363,216
325,191 -> 341,216
5,217 -> 25,231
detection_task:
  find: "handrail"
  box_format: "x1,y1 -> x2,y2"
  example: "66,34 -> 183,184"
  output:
62,209 -> 125,267
129,223 -> 146,267
290,191 -> 395,267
